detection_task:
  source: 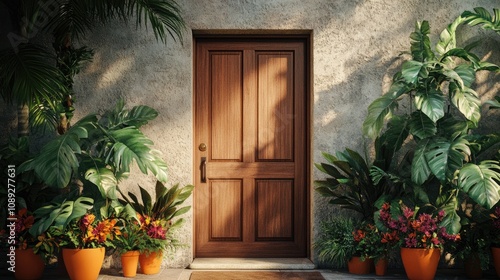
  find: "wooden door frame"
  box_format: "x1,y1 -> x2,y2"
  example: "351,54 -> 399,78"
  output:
192,30 -> 312,258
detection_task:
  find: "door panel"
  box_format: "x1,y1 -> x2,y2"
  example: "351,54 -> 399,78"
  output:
194,38 -> 308,257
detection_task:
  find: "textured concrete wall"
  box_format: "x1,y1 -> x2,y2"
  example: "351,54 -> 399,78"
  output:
2,0 -> 499,269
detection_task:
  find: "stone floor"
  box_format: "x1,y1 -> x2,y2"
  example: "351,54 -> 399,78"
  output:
2,258 -> 499,279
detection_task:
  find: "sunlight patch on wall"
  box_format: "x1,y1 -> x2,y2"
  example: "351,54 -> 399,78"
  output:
318,110 -> 337,127
98,57 -> 134,89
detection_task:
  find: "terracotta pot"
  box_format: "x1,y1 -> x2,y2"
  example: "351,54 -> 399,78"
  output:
62,247 -> 105,280
400,247 -> 440,280
347,256 -> 372,275
139,251 -> 163,275
492,247 -> 500,278
463,253 -> 482,279
14,248 -> 45,280
121,250 -> 140,278
374,257 -> 388,276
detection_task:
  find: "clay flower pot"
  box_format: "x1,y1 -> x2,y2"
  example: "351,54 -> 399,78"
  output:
62,247 -> 105,280
347,256 -> 372,275
14,248 -> 45,280
139,250 -> 163,275
121,250 -> 140,278
400,248 -> 440,280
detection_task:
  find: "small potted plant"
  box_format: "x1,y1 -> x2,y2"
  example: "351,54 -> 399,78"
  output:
119,181 -> 194,275
355,222 -> 399,276
314,216 -> 358,270
2,208 -> 58,280
115,221 -> 144,278
49,209 -> 122,280
378,202 -> 460,280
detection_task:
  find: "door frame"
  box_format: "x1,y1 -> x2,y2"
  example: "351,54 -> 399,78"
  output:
192,30 -> 312,258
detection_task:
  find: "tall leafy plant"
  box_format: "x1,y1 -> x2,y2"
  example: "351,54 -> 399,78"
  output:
362,8 -> 500,231
0,0 -> 185,135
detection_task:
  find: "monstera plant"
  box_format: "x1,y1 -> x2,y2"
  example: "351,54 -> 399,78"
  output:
20,100 -> 168,235
362,7 -> 500,232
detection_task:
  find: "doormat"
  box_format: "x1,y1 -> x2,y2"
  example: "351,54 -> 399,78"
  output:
189,271 -> 325,280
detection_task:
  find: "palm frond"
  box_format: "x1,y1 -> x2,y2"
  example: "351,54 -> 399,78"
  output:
0,43 -> 67,107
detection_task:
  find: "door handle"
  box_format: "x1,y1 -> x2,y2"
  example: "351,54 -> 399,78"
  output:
201,157 -> 207,183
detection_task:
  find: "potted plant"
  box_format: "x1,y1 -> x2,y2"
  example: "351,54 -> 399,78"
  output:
314,216 -> 359,270
119,181 -> 194,275
362,8 -> 500,235
114,220 -> 144,278
1,208 -> 58,280
453,223 -> 490,279
355,222 -> 399,276
378,202 -> 460,280
49,209 -> 121,280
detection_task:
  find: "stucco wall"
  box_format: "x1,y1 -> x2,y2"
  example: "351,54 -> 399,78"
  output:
1,0 -> 499,269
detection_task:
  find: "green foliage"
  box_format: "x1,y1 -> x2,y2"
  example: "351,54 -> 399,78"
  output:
19,101 -> 168,193
119,180 -> 193,222
361,7 -> 500,223
314,216 -> 357,268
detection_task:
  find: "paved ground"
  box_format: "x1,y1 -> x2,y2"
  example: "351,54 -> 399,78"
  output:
2,267 -> 497,279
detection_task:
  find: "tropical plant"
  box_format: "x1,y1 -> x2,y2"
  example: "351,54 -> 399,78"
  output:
114,221 -> 143,254
50,210 -> 121,249
19,100 -> 167,194
315,145 -> 405,221
24,100 -> 166,240
119,180 -> 193,253
0,0 -> 185,136
1,208 -> 58,263
314,216 -> 359,268
453,222 -> 490,270
353,222 -> 399,263
362,7 -> 500,233
119,180 -> 193,225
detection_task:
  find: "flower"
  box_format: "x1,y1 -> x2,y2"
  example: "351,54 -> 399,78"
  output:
0,208 -> 58,263
353,222 -> 399,261
379,202 -> 460,249
54,212 -> 121,249
137,214 -> 173,253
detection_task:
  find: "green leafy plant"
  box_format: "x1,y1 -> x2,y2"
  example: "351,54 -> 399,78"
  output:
119,180 -> 193,253
315,146 -> 405,221
0,0 -> 185,135
362,8 -> 500,233
314,216 -> 358,268
114,221 -> 144,254
19,100 -> 168,195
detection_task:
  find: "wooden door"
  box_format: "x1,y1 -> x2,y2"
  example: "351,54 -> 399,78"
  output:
194,37 -> 309,257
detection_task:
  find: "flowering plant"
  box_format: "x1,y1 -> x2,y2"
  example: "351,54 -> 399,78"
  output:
2,208 -> 58,262
114,220 -> 144,254
353,223 -> 399,261
136,214 -> 174,254
53,212 -> 121,249
379,202 -> 460,249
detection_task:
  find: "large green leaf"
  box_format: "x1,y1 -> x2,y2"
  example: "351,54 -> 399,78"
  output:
412,139 -> 432,185
107,127 -> 168,182
458,161 -> 500,209
18,115 -> 97,188
29,196 -> 94,236
410,20 -> 434,62
425,137 -> 470,182
409,111 -> 436,140
436,16 -> 465,55
84,167 -> 118,198
414,89 -> 445,123
101,100 -> 159,129
462,7 -> 500,34
363,82 -> 409,139
401,60 -> 425,84
450,86 -> 481,125
381,115 -> 410,155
